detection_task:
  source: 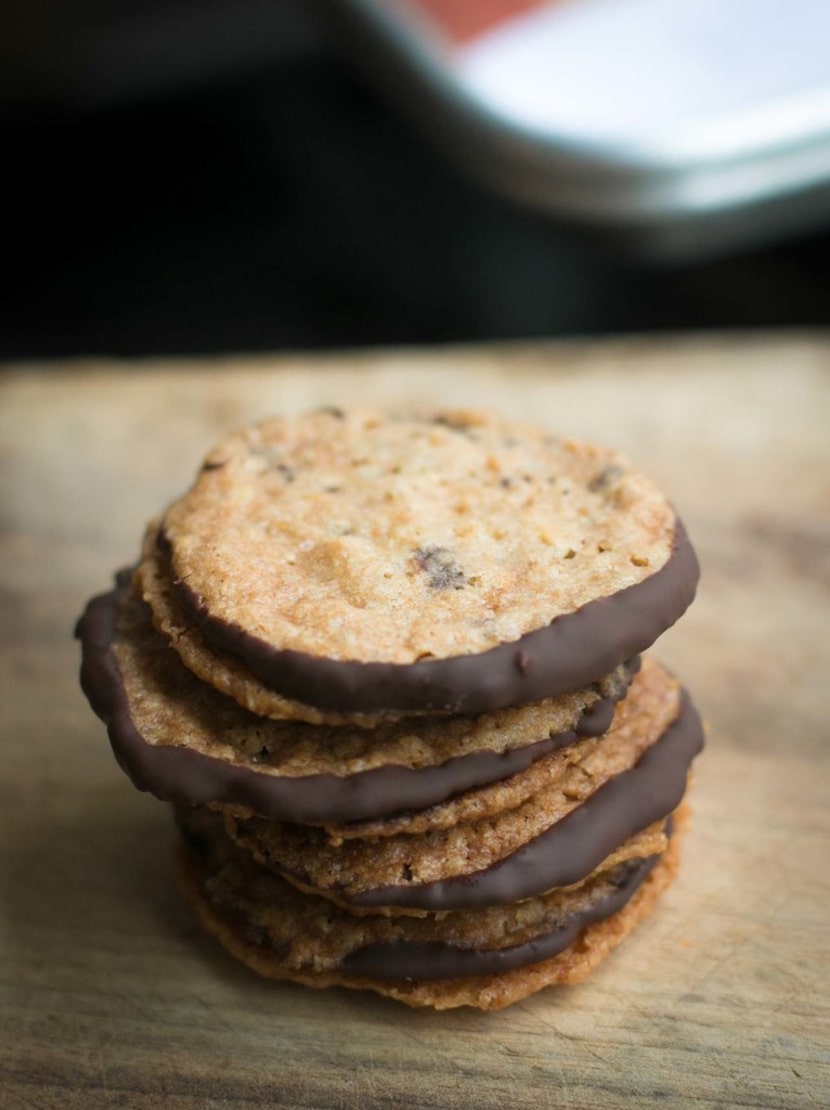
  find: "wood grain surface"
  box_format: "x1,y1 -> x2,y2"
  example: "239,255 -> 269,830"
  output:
1,336 -> 828,1109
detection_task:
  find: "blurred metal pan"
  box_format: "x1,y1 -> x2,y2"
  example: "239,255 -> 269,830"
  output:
313,0 -> 830,258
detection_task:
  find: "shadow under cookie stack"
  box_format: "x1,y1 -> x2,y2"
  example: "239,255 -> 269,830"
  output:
77,409 -> 703,1011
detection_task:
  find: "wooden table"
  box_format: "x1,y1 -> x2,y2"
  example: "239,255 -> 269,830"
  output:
2,336 -> 828,1109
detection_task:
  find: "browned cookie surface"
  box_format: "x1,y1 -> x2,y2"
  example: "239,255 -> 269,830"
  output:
138,409 -> 697,719
177,806 -> 684,1011
226,660 -> 702,913
321,656 -> 653,842
76,580 -> 633,824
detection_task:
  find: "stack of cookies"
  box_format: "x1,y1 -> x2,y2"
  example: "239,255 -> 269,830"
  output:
76,408 -> 702,1011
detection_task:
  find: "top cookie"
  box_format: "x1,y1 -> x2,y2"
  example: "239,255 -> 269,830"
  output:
148,408 -> 698,718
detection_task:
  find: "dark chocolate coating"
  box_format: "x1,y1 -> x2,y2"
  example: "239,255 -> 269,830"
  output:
341,854 -> 659,981
344,690 -> 702,911
75,584 -> 630,824
164,520 -> 698,714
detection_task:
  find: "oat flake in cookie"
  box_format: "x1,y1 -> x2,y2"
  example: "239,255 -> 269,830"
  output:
144,409 -> 699,720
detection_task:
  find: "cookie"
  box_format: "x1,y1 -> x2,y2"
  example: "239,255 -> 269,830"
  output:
176,805 -> 684,1011
76,575 -> 635,825
139,409 -> 698,721
225,659 -> 702,913
75,406 -> 703,1012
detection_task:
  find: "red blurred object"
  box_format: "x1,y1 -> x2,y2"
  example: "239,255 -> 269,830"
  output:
410,0 -> 548,43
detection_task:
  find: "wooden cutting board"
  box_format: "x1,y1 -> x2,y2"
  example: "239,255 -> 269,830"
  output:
1,336 -> 828,1109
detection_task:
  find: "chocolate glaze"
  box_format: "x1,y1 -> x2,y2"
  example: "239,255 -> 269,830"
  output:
163,520 -> 698,714
179,807 -> 667,984
75,585 -> 632,825
341,854 -> 659,981
345,691 -> 702,910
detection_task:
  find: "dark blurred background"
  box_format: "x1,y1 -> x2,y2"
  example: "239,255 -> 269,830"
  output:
3,0 -> 829,361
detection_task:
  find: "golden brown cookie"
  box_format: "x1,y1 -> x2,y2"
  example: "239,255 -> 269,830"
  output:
76,576 -> 635,825
320,655 -> 650,842
139,409 -> 698,721
225,660 -> 702,914
74,408 -> 703,1013
177,805 -> 685,1011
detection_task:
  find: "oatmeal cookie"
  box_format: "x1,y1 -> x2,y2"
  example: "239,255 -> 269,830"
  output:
139,409 -> 698,720
177,805 -> 684,1010
76,577 -> 635,824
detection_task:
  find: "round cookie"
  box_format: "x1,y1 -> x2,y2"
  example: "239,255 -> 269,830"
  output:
177,805 -> 685,1011
226,661 -> 703,913
322,657 -> 651,842
76,576 -> 635,825
74,405 -> 703,1014
142,409 -> 699,720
